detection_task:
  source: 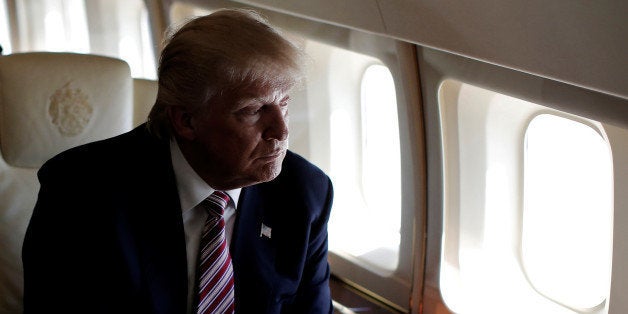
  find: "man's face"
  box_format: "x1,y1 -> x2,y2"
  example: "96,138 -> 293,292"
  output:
184,85 -> 290,190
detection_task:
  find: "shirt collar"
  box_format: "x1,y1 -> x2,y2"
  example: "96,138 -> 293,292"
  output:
169,139 -> 241,213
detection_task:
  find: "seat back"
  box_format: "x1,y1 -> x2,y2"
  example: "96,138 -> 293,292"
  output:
133,78 -> 158,127
0,52 -> 133,313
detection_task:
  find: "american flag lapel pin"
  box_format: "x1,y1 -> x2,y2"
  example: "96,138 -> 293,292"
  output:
260,223 -> 272,239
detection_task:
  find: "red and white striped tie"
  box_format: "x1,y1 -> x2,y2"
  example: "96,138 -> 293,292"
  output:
197,191 -> 235,314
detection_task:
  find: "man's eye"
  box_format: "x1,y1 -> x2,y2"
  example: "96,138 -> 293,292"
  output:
241,106 -> 263,115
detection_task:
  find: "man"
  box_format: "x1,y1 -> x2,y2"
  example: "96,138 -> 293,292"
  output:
22,9 -> 333,314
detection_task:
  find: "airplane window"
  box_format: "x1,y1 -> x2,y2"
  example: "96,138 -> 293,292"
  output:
356,64 -> 401,271
0,0 -> 12,54
439,80 -> 613,314
327,62 -> 401,272
523,114 -> 612,310
12,0 -> 155,78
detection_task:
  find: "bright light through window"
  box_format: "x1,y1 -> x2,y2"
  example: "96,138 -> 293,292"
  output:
13,0 -> 155,78
439,80 -> 613,314
42,0 -> 89,53
44,11 -> 65,51
0,0 -> 11,54
361,64 -> 401,258
114,0 -> 155,78
328,63 -> 401,272
523,114 -> 613,310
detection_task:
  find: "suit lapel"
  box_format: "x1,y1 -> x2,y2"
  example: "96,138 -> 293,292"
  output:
231,185 -> 276,311
232,180 -> 297,312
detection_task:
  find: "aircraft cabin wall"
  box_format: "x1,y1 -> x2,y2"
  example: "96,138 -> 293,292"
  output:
0,0 -> 627,313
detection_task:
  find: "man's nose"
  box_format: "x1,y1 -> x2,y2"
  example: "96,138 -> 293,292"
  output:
263,106 -> 289,141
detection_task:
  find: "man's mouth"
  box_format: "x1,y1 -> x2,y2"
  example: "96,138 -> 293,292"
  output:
261,150 -> 283,158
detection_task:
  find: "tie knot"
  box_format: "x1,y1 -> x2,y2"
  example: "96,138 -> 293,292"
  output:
203,191 -> 230,217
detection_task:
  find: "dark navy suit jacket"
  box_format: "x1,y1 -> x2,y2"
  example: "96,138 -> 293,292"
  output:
22,125 -> 334,314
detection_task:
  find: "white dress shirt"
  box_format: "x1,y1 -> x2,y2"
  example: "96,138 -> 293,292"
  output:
169,139 -> 241,313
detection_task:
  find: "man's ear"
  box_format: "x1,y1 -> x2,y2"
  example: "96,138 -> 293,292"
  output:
167,106 -> 196,141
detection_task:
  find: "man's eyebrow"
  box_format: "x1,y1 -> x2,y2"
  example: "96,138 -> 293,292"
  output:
251,94 -> 290,104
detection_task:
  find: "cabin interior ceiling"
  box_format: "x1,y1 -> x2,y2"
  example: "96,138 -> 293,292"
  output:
171,0 -> 628,101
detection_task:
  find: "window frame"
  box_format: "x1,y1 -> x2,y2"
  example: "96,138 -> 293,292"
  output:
419,45 -> 627,314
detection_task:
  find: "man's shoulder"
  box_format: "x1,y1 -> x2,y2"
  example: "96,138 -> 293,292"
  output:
280,150 -> 329,183
268,150 -> 333,207
261,150 -> 333,225
38,125 -> 161,179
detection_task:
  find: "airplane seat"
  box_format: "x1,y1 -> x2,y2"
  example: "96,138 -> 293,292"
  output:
133,78 -> 158,127
0,52 -> 134,313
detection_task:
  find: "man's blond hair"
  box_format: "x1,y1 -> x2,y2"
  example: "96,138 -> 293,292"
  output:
147,9 -> 304,138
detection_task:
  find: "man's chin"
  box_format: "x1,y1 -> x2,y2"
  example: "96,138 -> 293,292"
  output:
256,163 -> 283,183
256,151 -> 286,178
232,154 -> 285,188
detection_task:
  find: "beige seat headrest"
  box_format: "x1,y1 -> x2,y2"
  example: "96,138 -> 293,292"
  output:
0,52 -> 133,168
